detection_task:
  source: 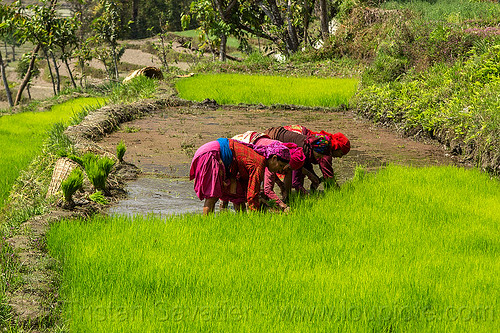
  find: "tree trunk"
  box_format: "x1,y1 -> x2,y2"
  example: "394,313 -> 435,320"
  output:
50,50 -> 60,94
4,42 -> 8,61
27,84 -> 32,100
265,0 -> 298,54
64,57 -> 77,88
219,34 -> 227,61
0,50 -> 13,107
15,44 -> 41,106
319,0 -> 329,40
286,0 -> 299,52
42,47 -> 57,96
303,0 -> 311,46
111,46 -> 119,80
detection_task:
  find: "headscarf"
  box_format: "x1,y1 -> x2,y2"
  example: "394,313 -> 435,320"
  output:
330,132 -> 350,155
253,141 -> 290,161
310,134 -> 331,155
216,138 -> 233,171
284,143 -> 305,170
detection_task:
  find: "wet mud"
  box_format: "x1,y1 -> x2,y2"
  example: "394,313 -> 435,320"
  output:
99,105 -> 462,216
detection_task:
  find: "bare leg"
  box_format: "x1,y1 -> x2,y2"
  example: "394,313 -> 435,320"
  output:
203,197 -> 218,215
233,202 -> 247,213
220,200 -> 229,211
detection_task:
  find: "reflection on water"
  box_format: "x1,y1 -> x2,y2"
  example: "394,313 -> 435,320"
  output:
107,177 -> 204,217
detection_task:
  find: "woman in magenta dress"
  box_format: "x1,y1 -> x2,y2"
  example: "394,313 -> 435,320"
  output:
190,138 -> 291,214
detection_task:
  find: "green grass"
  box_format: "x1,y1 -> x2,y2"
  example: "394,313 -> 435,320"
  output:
47,165 -> 500,332
0,97 -> 106,207
382,0 -> 500,22
176,74 -> 359,107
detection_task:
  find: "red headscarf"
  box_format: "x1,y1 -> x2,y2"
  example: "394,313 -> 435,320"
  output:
327,132 -> 350,155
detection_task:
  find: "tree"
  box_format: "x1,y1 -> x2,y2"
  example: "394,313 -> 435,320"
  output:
149,14 -> 172,70
14,0 -> 59,104
90,0 -> 128,80
16,52 -> 40,100
73,38 -> 92,87
187,0 -> 309,57
53,14 -> 80,88
0,3 -> 16,107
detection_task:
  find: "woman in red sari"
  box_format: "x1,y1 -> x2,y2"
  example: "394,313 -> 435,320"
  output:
232,131 -> 306,212
283,125 -> 350,191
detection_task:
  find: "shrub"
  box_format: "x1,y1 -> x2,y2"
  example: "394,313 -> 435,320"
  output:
82,153 -> 115,194
60,167 -> 84,206
116,140 -> 127,162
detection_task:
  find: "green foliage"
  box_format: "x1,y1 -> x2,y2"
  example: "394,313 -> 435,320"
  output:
16,52 -> 40,81
176,74 -> 358,107
82,153 -> 115,193
354,40 -> 500,172
110,76 -> 159,103
468,44 -> 500,84
60,167 -> 83,203
89,190 -> 109,205
47,165 -> 500,331
116,140 -> 126,162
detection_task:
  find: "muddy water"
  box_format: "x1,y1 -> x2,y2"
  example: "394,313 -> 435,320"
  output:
102,106 -> 461,217
107,177 -> 200,217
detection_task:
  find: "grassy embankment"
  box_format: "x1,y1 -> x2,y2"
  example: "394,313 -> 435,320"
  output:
351,0 -> 500,172
176,74 -> 358,107
0,97 -> 106,208
47,165 -> 499,332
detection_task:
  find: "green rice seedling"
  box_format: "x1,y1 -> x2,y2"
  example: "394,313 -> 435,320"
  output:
82,153 -> 116,194
175,74 -> 359,108
116,140 -> 127,163
60,167 -> 84,207
47,165 -> 500,332
88,191 -> 109,205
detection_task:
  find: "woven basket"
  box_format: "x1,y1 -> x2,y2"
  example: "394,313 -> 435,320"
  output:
46,158 -> 81,199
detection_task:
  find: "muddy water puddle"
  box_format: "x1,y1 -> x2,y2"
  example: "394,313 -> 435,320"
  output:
101,106 -> 460,217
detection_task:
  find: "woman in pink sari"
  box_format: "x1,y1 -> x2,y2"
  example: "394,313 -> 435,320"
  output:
190,138 -> 292,214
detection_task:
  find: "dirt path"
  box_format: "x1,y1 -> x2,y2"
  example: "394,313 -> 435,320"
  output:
98,104 -> 460,184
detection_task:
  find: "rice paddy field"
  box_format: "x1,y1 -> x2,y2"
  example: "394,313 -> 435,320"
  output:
0,98 -> 106,207
175,74 -> 359,107
47,165 -> 500,332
